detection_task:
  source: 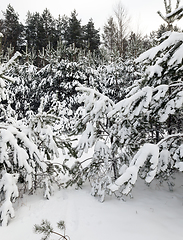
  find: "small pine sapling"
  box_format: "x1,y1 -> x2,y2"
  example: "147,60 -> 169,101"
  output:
34,219 -> 70,240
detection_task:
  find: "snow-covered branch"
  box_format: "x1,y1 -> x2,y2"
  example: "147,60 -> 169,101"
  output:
0,52 -> 21,77
109,144 -> 159,194
157,1 -> 183,26
76,86 -> 114,106
166,5 -> 183,20
135,32 -> 183,69
157,133 -> 183,146
0,173 -> 19,227
108,86 -> 152,119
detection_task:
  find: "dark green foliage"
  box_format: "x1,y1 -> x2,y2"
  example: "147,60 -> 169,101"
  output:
66,10 -> 83,48
34,220 -> 53,240
83,18 -> 100,53
56,15 -> 69,43
25,11 -> 43,53
0,6 -> 103,63
0,4 -> 161,64
1,4 -> 24,53
25,9 -> 58,54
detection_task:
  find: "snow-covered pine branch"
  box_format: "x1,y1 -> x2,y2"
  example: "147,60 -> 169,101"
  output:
166,5 -> 183,20
76,86 -> 114,121
75,86 -> 114,157
0,124 -> 47,173
135,32 -> 183,81
0,52 -> 21,80
109,132 -> 183,196
108,86 -> 152,120
108,144 -> 159,194
0,52 -> 21,102
157,0 -> 183,28
67,86 -> 121,199
0,173 -> 19,227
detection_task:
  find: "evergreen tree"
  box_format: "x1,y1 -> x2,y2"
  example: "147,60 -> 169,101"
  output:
0,46 -> 71,226
66,10 -> 83,48
25,11 -> 43,52
83,18 -> 100,53
108,29 -> 183,195
25,10 -> 58,66
41,9 -> 58,49
56,15 -> 69,43
1,4 -> 24,53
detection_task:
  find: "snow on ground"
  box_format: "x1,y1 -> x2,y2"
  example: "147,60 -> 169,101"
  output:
1,172 -> 183,240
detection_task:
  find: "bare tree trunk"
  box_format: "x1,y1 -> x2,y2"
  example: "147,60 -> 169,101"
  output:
114,2 -> 130,57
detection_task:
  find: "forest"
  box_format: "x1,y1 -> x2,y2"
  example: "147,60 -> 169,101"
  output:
0,0 -> 183,231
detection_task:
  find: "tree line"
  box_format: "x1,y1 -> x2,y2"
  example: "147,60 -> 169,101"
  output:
0,5 -> 100,58
0,3 -> 171,66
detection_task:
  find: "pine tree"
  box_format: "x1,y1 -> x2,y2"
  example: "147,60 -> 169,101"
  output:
1,4 -> 24,53
83,19 -> 100,53
0,48 -> 70,225
0,51 -> 48,226
69,86 -> 116,201
25,11 -> 43,53
56,15 -> 69,44
41,9 -> 58,49
108,4 -> 183,195
66,10 -> 83,48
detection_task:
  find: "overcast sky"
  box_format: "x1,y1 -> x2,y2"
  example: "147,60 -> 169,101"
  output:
1,0 -> 183,35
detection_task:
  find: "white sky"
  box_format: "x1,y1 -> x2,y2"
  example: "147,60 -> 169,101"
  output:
1,0 -> 183,35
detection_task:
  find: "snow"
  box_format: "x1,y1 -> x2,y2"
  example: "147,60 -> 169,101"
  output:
0,173 -> 19,227
153,85 -> 169,101
135,32 -> 183,63
109,143 -> 160,194
1,175 -> 183,239
165,5 -> 183,20
157,148 -> 170,173
135,32 -> 183,78
110,165 -> 138,191
108,86 -> 152,119
77,122 -> 95,157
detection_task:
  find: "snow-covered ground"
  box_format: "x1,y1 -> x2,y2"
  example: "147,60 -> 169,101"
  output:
1,173 -> 183,240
